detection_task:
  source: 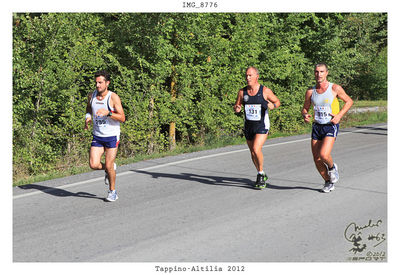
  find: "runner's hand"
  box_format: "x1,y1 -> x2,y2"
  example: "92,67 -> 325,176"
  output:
330,113 -> 341,124
96,108 -> 109,117
303,114 -> 312,123
267,101 -> 275,110
233,105 -> 241,113
84,117 -> 91,130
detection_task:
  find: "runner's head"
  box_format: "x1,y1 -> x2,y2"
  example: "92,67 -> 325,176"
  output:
95,70 -> 110,93
246,66 -> 259,86
314,63 -> 328,71
314,63 -> 329,84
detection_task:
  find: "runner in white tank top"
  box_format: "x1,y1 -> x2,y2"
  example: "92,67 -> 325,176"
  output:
84,70 -> 125,202
90,89 -> 120,137
311,82 -> 340,125
302,63 -> 353,193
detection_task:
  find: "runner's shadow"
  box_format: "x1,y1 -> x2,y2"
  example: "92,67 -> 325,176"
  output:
341,126 -> 387,136
267,183 -> 321,192
133,170 -> 321,192
17,184 -> 104,200
266,178 -> 322,192
132,170 -> 255,190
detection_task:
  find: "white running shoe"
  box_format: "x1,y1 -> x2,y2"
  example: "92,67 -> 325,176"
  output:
321,181 -> 335,193
328,163 -> 339,184
105,163 -> 117,185
106,190 -> 118,202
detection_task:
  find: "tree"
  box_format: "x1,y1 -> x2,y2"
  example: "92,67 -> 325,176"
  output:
12,12 -> 387,181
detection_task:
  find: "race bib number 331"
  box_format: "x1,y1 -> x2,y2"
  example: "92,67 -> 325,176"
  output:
245,104 -> 262,121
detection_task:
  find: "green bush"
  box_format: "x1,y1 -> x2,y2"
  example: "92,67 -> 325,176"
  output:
12,13 -> 387,181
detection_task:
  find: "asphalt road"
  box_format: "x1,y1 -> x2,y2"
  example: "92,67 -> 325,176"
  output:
13,123 -> 387,263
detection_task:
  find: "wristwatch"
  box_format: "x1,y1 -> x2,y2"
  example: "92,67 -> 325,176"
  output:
107,111 -> 112,117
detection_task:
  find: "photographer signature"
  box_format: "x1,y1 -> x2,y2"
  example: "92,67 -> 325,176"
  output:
344,219 -> 386,254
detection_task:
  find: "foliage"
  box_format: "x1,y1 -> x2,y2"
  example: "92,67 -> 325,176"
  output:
12,13 -> 387,180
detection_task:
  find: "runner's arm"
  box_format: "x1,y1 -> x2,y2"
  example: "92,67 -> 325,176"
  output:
301,89 -> 313,123
233,89 -> 243,113
85,92 -> 93,115
331,84 -> 353,124
109,93 -> 126,122
84,92 -> 93,130
263,87 -> 280,110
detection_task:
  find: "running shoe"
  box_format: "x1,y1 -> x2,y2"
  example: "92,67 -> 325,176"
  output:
321,181 -> 335,193
328,163 -> 339,184
105,163 -> 117,185
255,173 -> 268,189
106,190 -> 118,202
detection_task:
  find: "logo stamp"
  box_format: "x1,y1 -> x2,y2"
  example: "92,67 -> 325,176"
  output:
344,219 -> 386,261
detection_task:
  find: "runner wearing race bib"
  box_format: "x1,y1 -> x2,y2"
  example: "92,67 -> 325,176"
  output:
310,82 -> 341,141
90,89 -> 121,138
243,84 -> 270,140
302,63 -> 353,193
234,67 -> 280,189
85,70 -> 126,202
311,82 -> 340,125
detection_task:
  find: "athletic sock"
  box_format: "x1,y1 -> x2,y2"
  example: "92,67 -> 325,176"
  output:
258,171 -> 265,175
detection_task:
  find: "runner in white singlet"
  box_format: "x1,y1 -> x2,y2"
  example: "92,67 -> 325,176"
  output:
302,63 -> 353,193
84,70 -> 125,202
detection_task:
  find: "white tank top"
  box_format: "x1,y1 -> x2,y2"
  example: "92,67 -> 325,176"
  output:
311,83 -> 340,124
91,90 -> 120,137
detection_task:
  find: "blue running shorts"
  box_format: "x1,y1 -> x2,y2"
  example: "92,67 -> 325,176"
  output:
312,123 -> 339,140
91,135 -> 120,148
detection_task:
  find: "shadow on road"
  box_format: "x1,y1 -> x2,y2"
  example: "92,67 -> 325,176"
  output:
267,182 -> 321,192
133,170 -> 255,190
132,170 -> 321,192
341,126 -> 387,136
17,184 -> 105,201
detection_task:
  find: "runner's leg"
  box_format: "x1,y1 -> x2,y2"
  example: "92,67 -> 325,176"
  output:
246,133 -> 268,172
89,146 -> 105,170
319,136 -> 335,168
104,147 -> 118,191
311,137 -> 335,181
246,139 -> 257,170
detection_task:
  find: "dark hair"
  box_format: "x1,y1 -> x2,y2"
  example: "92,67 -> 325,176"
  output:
314,63 -> 328,71
94,70 -> 110,82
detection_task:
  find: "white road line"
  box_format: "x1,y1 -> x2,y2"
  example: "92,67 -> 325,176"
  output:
13,126 -> 386,199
